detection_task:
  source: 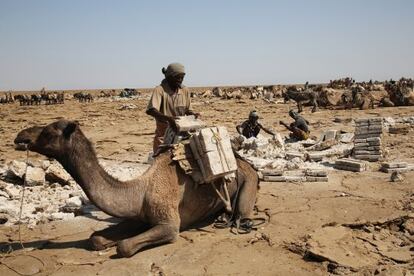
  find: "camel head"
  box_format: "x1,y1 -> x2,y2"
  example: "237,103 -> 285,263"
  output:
14,120 -> 79,159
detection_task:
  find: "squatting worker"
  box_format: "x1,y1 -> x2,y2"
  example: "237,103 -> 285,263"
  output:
279,110 -> 310,141
146,63 -> 198,152
236,110 -> 275,138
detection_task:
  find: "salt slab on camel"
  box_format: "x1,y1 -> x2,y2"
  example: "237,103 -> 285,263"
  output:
190,126 -> 237,183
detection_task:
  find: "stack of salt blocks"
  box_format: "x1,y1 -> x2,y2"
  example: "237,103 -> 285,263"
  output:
353,118 -> 383,162
190,126 -> 238,183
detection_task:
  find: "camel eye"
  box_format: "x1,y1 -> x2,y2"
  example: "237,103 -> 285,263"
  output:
43,132 -> 53,141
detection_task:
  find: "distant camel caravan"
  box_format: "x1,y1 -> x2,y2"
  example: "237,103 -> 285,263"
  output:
11,92 -> 64,106
14,120 -> 258,257
74,92 -> 94,103
197,77 -> 413,110
0,92 -> 14,104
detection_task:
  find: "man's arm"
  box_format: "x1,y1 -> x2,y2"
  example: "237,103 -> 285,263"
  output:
259,124 -> 275,136
279,120 -> 292,131
236,124 -> 243,135
185,109 -> 201,118
146,107 -> 175,125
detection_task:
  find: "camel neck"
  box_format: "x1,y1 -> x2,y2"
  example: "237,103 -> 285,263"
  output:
59,131 -> 147,218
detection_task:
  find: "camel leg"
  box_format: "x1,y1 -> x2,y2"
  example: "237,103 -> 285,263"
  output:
236,162 -> 259,219
116,223 -> 179,257
297,102 -> 303,113
89,220 -> 149,250
235,179 -> 258,220
311,98 -> 318,113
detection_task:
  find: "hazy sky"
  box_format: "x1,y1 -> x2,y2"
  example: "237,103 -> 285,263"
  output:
0,0 -> 413,90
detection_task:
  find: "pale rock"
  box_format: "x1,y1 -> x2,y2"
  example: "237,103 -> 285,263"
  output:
7,160 -> 27,179
339,133 -> 354,143
0,190 -> 10,199
25,166 -> 45,186
1,182 -> 20,199
270,133 -> 284,149
0,197 -> 18,217
65,196 -> 82,208
286,157 -> 303,170
62,196 -> 82,212
0,164 -> 7,176
403,219 -> 414,235
119,103 -> 138,110
41,160 -> 51,170
50,212 -> 75,221
45,162 -> 71,185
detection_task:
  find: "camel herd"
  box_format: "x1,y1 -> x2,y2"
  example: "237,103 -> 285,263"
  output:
0,91 -> 65,106
73,92 -> 94,103
1,78 -> 413,110
198,77 -> 414,112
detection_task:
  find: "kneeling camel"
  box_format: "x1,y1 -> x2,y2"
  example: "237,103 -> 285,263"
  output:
14,120 -> 258,257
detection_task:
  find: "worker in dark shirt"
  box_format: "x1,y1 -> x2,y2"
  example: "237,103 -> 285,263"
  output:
236,111 -> 275,138
280,110 -> 310,140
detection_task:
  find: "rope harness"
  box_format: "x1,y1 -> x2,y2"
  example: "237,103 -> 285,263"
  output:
17,149 -> 30,249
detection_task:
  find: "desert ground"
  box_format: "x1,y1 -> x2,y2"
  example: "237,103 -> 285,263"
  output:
0,90 -> 413,275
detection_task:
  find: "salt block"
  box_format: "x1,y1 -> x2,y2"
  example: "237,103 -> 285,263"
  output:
306,176 -> 329,182
175,115 -> 206,132
262,169 -> 283,176
263,175 -> 286,182
305,170 -> 328,177
334,165 -> 365,172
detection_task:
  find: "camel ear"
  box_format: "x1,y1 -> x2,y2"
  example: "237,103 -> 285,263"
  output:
63,122 -> 77,139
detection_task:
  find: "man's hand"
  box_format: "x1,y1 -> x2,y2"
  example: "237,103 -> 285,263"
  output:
167,116 -> 178,132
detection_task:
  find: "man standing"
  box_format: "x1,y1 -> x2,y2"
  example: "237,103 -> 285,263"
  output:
280,110 -> 310,140
236,111 -> 275,138
146,63 -> 197,152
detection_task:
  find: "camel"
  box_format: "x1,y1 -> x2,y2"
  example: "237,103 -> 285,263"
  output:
283,89 -> 319,113
14,120 -> 258,257
74,92 -> 93,103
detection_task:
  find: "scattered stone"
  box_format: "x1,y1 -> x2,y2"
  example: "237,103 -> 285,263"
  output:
119,103 -> 138,110
61,196 -> 83,213
0,164 -> 7,177
50,212 -> 75,221
45,162 -> 72,185
380,250 -> 412,263
286,152 -> 305,161
338,133 -> 354,143
24,166 -> 45,186
0,197 -> 18,217
41,160 -> 51,170
7,160 -> 27,179
402,219 -> 414,235
390,172 -> 404,182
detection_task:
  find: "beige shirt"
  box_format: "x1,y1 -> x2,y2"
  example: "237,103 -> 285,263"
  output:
147,79 -> 191,117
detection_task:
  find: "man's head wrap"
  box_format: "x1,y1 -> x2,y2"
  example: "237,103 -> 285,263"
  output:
249,110 -> 259,119
289,110 -> 298,118
162,63 -> 185,77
